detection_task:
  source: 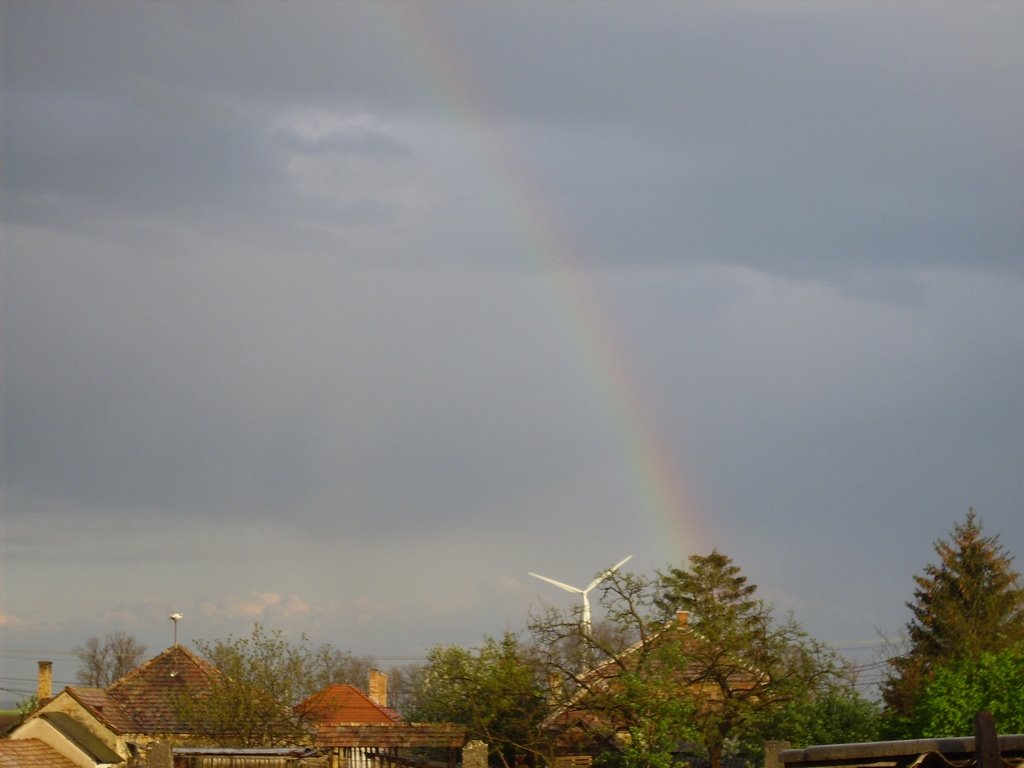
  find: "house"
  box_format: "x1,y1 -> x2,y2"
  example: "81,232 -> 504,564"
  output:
295,671 -> 402,728
297,670 -> 467,768
6,647 -> 220,767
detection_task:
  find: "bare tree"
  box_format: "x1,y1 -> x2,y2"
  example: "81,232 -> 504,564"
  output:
309,643 -> 376,695
74,631 -> 147,687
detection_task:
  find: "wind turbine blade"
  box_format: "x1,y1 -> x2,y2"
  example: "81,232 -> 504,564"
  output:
585,555 -> 633,591
529,572 -> 584,595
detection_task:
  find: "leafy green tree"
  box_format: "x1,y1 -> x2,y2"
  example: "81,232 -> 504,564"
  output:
177,624 -> 313,746
73,630 -> 147,687
15,694 -> 40,722
408,633 -> 548,768
753,681 -> 881,752
528,553 -> 855,768
537,568 -> 700,768
883,509 -> 1024,718
907,642 -> 1024,737
175,624 -> 377,747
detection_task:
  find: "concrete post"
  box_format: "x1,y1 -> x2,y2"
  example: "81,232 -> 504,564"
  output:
146,741 -> 173,768
464,740 -> 488,768
764,741 -> 791,768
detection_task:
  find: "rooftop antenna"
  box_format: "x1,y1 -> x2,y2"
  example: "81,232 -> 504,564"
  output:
530,555 -> 632,636
169,613 -> 183,648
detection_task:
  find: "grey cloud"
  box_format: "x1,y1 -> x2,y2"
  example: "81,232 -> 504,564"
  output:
2,249 -> 615,537
2,1 -> 1023,688
6,1 -> 1022,287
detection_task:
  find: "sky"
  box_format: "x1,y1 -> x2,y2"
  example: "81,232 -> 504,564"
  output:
2,1 -> 1023,702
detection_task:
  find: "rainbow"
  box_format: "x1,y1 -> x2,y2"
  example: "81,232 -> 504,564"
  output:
374,4 -> 709,564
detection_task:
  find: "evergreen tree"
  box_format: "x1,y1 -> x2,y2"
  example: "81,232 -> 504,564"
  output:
883,509 -> 1024,718
656,551 -> 840,768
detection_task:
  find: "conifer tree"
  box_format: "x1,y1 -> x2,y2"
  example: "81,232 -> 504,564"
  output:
657,551 -> 837,768
883,509 -> 1024,717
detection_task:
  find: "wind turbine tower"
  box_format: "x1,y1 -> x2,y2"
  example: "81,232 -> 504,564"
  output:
529,555 -> 632,635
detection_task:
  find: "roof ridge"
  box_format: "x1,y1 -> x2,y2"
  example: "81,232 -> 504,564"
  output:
65,685 -> 140,734
107,645 -> 217,692
297,682 -> 403,724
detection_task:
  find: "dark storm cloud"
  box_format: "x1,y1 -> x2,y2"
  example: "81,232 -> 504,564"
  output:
6,2 -> 1022,284
1,248 -> 613,535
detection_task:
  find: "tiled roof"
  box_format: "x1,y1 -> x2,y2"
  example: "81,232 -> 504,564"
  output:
66,686 -> 137,733
59,646 -> 221,735
0,738 -> 81,768
295,684 -> 402,726
101,645 -> 220,734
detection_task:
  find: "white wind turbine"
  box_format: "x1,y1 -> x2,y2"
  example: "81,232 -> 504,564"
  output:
529,555 -> 633,635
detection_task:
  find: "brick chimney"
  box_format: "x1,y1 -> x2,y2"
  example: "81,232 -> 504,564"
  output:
547,672 -> 564,707
37,660 -> 53,704
368,668 -> 388,707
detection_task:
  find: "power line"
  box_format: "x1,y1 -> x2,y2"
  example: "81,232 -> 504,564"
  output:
0,650 -> 77,658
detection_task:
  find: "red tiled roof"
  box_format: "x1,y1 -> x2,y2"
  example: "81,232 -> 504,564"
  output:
102,645 -> 220,734
0,738 -> 81,768
296,684 -> 402,726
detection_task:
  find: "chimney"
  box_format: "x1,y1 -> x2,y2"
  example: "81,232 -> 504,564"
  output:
547,673 -> 564,707
677,611 -> 689,626
37,660 -> 53,704
368,668 -> 388,707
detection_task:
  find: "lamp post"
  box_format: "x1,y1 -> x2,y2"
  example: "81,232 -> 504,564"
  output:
169,613 -> 183,647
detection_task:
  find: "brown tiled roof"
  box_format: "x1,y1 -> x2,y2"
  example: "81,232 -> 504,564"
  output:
66,686 -> 137,733
0,738 -> 81,768
102,645 -> 220,734
296,684 -> 402,726
315,723 -> 467,749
